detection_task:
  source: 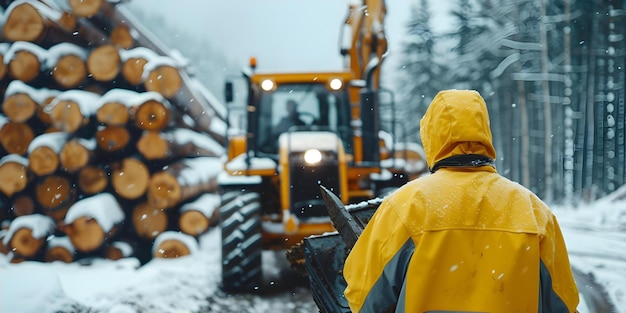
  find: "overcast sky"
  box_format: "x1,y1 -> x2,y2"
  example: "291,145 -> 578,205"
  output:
125,0 -> 452,79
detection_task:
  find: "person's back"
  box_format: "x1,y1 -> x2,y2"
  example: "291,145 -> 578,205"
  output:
343,89 -> 579,313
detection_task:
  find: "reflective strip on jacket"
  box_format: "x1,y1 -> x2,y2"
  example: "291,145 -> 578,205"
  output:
343,90 -> 579,313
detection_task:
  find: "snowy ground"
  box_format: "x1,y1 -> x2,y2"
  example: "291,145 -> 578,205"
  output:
1,196 -> 625,313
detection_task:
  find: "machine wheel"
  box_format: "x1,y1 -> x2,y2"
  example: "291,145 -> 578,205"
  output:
219,188 -> 263,292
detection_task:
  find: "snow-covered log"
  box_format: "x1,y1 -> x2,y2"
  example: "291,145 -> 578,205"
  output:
26,131 -> 67,176
62,192 -> 124,253
178,193 -> 220,237
0,154 -> 29,197
110,157 -> 149,200
3,40 -> 46,82
147,157 -> 222,209
131,200 -> 167,239
44,235 -> 75,263
152,231 -> 198,259
0,119 -> 34,155
2,214 -> 55,260
136,128 -> 224,161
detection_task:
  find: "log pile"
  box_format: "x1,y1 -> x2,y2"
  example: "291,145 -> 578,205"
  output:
0,0 -> 226,265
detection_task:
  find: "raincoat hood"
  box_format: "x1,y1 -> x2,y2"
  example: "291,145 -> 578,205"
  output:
420,89 -> 496,169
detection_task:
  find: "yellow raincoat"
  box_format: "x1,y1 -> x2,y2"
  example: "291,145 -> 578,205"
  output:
343,90 -> 579,312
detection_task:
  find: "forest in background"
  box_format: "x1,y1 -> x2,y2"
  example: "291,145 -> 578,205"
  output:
127,0 -> 625,205
395,0 -> 625,204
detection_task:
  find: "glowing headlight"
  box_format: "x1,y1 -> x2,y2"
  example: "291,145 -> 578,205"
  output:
261,79 -> 275,91
304,149 -> 323,164
329,78 -> 343,90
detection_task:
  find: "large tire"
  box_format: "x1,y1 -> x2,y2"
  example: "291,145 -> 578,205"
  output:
219,189 -> 263,293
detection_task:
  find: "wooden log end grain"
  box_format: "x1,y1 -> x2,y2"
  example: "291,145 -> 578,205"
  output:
121,57 -> 148,86
0,158 -> 29,198
87,44 -> 121,82
28,146 -> 60,176
147,171 -> 181,209
132,202 -> 167,239
9,228 -> 45,258
111,24 -> 134,49
95,125 -> 130,152
77,165 -> 108,195
8,49 -> 42,83
35,175 -> 76,222
144,65 -> 182,99
132,99 -> 170,131
152,239 -> 191,259
60,139 -> 91,173
3,2 -> 46,42
104,241 -> 134,261
63,216 -> 105,253
178,210 -> 210,237
0,122 -> 34,155
11,193 -> 37,217
0,49 -> 7,80
96,102 -> 130,126
1,92 -> 37,124
136,131 -> 168,160
111,157 -> 149,200
52,54 -> 87,89
47,100 -> 85,134
44,245 -> 74,263
68,0 -> 104,18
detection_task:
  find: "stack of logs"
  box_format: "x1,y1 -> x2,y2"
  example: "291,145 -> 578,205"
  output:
0,0 -> 227,264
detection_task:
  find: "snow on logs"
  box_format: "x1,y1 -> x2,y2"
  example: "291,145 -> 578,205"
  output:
0,0 -> 227,265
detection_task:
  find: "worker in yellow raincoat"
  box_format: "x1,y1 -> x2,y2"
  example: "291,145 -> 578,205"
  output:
343,89 -> 579,312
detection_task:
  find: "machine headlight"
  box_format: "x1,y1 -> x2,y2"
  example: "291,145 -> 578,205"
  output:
304,149 -> 323,164
261,79 -> 275,91
329,78 -> 343,90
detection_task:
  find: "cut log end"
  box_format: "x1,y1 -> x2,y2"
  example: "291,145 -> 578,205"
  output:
60,140 -> 91,173
132,202 -> 167,239
48,100 -> 85,134
3,3 -> 46,42
136,131 -> 168,160
9,228 -> 45,258
0,122 -> 34,155
44,246 -> 74,263
122,58 -> 148,85
64,216 -> 106,253
111,158 -> 149,200
178,210 -> 210,237
77,166 -> 108,195
29,146 -> 60,176
111,25 -> 134,49
87,45 -> 121,81
2,93 -> 38,123
52,54 -> 87,89
144,65 -> 182,99
0,161 -> 29,197
96,102 -> 130,126
95,126 -> 130,152
147,172 -> 181,209
68,0 -> 104,18
8,50 -> 41,83
132,100 -> 170,131
153,239 -> 191,259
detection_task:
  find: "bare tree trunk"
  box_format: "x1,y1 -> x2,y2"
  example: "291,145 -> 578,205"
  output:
540,0 -> 553,202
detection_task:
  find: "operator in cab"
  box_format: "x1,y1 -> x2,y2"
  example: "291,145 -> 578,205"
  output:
342,89 -> 579,312
274,99 -> 305,135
